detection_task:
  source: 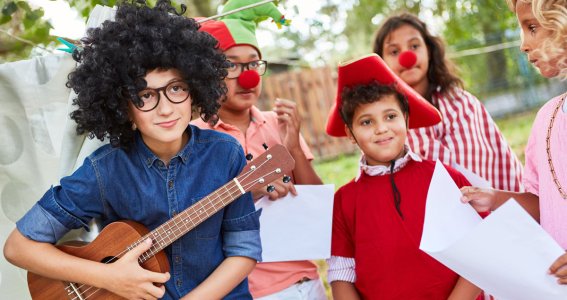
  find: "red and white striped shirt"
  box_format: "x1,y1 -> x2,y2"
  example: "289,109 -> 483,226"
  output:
407,87 -> 523,192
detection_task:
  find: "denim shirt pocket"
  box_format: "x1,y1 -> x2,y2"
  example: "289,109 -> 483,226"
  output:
189,196 -> 224,240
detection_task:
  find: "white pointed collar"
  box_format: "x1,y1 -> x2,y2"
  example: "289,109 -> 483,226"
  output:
355,146 -> 422,182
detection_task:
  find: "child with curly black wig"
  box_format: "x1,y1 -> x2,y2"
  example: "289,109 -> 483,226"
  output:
3,1 -> 261,299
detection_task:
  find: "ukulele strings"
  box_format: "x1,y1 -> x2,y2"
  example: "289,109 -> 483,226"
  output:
68,157 -> 280,300
128,156 -> 276,261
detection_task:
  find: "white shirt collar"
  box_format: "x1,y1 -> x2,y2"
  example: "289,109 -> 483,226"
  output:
355,146 -> 422,182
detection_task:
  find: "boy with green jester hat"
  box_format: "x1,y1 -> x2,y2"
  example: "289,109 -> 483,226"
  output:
193,0 -> 327,299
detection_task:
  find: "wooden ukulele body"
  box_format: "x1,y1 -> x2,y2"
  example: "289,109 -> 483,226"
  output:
27,221 -> 169,300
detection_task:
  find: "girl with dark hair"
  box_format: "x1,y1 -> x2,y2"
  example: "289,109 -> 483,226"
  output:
3,1 -> 261,299
373,13 -> 524,194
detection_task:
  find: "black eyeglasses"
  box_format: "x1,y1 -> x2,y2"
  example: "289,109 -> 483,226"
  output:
226,60 -> 268,79
133,80 -> 190,112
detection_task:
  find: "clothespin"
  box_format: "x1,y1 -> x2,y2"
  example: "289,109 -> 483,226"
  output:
56,37 -> 81,54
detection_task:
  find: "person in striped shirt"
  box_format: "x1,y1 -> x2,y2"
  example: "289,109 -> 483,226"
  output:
373,13 -> 524,193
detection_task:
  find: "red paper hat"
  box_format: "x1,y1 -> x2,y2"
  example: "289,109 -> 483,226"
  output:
326,54 -> 442,137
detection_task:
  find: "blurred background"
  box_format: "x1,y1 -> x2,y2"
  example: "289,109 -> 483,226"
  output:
0,0 -> 566,298
1,0 -> 564,117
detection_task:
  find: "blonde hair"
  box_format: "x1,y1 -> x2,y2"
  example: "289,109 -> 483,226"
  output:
507,0 -> 567,79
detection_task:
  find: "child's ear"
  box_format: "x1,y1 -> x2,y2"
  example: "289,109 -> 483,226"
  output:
344,124 -> 357,144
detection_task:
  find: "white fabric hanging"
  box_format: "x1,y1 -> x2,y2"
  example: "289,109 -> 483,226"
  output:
0,5 -> 116,298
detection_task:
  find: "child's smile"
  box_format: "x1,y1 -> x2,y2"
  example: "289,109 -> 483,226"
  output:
129,69 -> 192,162
346,95 -> 408,167
375,136 -> 395,145
156,118 -> 180,128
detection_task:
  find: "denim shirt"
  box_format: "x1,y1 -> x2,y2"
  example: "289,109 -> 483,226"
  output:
17,125 -> 262,299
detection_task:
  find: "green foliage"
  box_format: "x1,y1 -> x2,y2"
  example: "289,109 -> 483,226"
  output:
342,0 -> 421,58
314,153 -> 358,191
436,0 -> 517,93
2,1 -> 17,16
258,0 -> 529,93
0,0 -> 557,101
185,0 -> 224,17
0,0 -> 54,62
0,0 -> 224,63
67,0 -> 118,19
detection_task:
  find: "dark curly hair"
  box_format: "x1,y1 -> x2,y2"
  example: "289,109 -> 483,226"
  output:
67,0 -> 229,149
372,13 -> 463,105
340,82 -> 409,128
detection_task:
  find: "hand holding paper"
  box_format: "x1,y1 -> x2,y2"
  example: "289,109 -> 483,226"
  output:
549,253 -> 567,284
420,162 -> 567,300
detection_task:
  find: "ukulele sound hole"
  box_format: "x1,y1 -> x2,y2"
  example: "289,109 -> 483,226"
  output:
101,256 -> 118,264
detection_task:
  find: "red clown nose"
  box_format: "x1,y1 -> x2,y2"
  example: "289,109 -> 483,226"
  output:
398,51 -> 417,68
238,70 -> 261,89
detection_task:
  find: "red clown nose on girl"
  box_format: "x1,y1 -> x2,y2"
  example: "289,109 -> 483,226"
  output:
399,50 -> 417,68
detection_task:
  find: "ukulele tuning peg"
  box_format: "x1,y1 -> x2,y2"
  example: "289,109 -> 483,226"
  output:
266,185 -> 275,193
246,153 -> 253,161
282,175 -> 291,183
262,143 -> 268,150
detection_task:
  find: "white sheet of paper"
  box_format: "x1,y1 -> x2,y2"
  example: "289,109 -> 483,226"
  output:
255,184 -> 334,262
451,162 -> 492,189
420,162 -> 567,300
420,162 -> 482,253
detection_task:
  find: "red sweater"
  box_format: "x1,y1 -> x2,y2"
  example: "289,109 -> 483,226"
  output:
331,159 -> 471,299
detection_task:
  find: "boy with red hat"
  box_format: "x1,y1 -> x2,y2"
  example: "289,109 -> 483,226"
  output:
193,0 -> 326,299
326,54 -> 481,299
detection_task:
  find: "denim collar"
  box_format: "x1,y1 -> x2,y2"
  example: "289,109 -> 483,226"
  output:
135,125 -> 193,168
355,145 -> 422,182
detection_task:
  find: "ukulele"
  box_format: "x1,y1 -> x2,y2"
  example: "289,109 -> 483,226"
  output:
27,144 -> 295,300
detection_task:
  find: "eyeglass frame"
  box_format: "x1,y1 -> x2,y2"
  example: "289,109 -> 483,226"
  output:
226,60 -> 268,79
131,80 -> 191,112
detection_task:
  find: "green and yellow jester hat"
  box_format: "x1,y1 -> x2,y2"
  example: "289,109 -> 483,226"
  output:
199,0 -> 290,57
198,0 -> 290,89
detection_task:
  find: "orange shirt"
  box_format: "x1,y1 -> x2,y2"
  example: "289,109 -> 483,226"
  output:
191,106 -> 319,297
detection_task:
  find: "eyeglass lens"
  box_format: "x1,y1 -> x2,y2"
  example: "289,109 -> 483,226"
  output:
227,60 -> 267,78
135,81 -> 189,111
